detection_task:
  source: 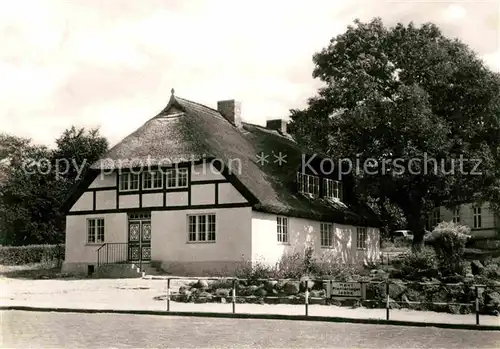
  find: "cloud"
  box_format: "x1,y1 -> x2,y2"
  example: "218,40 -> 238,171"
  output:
1,0 -> 499,147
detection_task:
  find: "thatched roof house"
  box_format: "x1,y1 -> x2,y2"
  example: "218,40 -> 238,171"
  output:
88,92 -> 380,227
62,90 -> 381,276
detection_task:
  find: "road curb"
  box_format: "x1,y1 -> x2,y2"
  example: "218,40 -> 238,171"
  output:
1,305 -> 499,331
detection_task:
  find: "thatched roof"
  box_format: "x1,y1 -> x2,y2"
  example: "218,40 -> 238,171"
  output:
91,94 -> 380,227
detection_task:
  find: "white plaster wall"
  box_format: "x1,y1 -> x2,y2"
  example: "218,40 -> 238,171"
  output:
151,207 -> 252,263
89,172 -> 116,188
70,192 -> 93,212
191,184 -> 215,205
119,195 -> 139,209
354,227 -> 380,264
191,163 -> 225,181
166,192 -> 188,206
439,202 -> 497,237
65,213 -> 127,264
218,183 -> 247,204
142,193 -> 163,207
251,211 -> 380,266
95,190 -> 116,210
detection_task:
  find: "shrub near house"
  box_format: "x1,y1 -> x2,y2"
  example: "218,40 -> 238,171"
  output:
0,244 -> 65,265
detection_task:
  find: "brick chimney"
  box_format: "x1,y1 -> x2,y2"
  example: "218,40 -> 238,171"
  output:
217,100 -> 242,127
266,119 -> 287,134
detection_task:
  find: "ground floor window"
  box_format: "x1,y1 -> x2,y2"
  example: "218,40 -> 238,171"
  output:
356,227 -> 367,249
320,223 -> 333,248
87,218 -> 105,243
277,216 -> 289,243
187,213 -> 216,242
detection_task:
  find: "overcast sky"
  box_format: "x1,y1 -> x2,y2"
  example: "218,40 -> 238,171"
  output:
1,0 -> 499,147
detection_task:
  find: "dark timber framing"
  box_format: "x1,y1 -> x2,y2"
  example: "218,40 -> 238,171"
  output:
215,182 -> 219,205
67,202 -> 252,216
138,173 -> 143,208
187,165 -> 192,206
65,160 -> 256,215
115,173 -> 120,210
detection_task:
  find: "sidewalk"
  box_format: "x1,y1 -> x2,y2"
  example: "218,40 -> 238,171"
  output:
1,277 -> 499,328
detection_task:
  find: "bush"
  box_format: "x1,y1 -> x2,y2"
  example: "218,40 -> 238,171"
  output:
235,261 -> 274,282
235,248 -> 358,281
275,250 -> 308,279
400,247 -> 439,280
430,222 -> 470,275
0,244 -> 64,265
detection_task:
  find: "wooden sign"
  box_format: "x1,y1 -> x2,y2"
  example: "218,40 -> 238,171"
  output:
324,281 -> 363,298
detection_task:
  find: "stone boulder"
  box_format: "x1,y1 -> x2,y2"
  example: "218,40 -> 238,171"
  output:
299,277 -> 315,292
283,281 -> 300,295
471,260 -> 485,275
484,291 -> 500,315
193,291 -> 213,303
215,288 -> 231,297
255,288 -> 268,297
193,279 -> 209,289
264,280 -> 278,292
178,286 -> 189,294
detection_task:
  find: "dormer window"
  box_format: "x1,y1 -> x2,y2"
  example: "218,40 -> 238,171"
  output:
297,172 -> 319,197
323,178 -> 342,200
297,172 -> 342,200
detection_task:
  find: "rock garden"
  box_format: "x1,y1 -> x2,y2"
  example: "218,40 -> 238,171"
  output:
155,223 -> 500,316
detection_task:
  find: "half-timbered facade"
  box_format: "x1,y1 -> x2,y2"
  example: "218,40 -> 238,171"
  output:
62,91 -> 381,276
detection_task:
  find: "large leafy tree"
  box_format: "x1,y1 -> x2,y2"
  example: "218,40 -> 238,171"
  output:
0,127 -> 108,245
290,18 -> 500,246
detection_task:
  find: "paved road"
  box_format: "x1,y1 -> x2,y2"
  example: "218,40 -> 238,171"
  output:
1,310 -> 499,348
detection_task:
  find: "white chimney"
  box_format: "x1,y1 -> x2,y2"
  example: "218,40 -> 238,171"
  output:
266,119 -> 287,134
217,100 -> 242,127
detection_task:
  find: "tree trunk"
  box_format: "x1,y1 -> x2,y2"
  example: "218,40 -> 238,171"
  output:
405,209 -> 426,251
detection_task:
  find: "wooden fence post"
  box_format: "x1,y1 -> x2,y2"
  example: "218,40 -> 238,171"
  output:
166,278 -> 171,312
385,280 -> 390,321
475,285 -> 480,325
232,279 -> 236,314
305,280 -> 309,316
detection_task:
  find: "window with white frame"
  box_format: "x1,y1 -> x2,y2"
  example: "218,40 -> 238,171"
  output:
297,172 -> 320,197
187,214 -> 216,242
320,223 -> 333,247
87,218 -> 105,243
323,178 -> 342,200
119,172 -> 139,191
452,206 -> 460,223
277,216 -> 289,243
473,206 -> 482,228
166,168 -> 188,188
143,171 -> 163,190
356,227 -> 367,249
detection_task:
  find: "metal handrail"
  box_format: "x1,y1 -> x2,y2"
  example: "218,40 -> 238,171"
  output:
96,242 -> 130,269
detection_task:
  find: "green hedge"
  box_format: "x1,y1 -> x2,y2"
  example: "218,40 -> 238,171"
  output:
0,244 -> 65,265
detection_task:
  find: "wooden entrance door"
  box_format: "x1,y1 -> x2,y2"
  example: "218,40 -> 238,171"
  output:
128,212 -> 152,262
